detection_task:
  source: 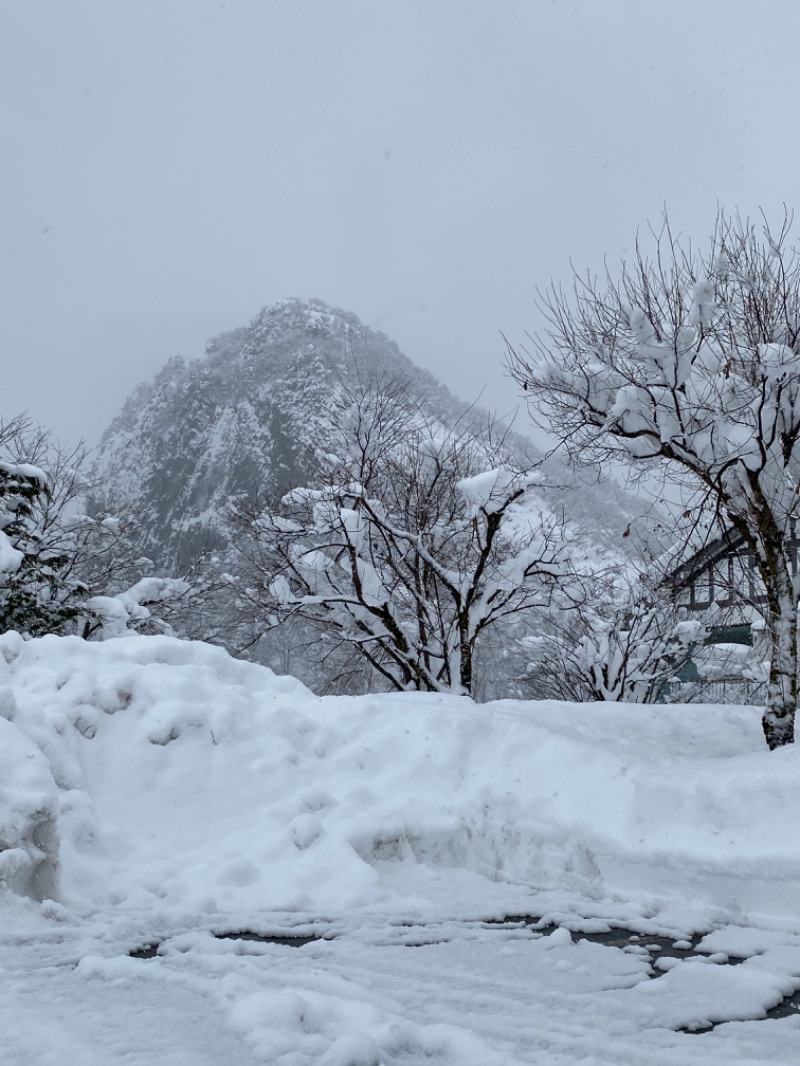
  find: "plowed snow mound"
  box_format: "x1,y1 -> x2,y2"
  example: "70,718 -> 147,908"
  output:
1,632 -> 796,920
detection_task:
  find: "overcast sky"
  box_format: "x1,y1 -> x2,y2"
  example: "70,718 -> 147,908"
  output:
2,0 -> 799,451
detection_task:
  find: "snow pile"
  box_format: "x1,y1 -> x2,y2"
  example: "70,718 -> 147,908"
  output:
85,577 -> 193,639
4,632 -> 800,1063
0,630 -> 797,927
0,690 -> 58,900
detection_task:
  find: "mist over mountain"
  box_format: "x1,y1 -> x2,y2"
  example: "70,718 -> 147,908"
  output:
93,298 -> 654,571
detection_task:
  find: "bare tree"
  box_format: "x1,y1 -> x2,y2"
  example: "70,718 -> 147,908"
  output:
233,379 -> 578,696
508,209 -> 800,749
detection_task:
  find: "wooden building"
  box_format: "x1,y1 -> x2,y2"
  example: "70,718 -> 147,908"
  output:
669,523 -> 798,618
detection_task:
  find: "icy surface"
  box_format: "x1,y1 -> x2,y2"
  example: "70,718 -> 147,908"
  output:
1,632 -> 800,1063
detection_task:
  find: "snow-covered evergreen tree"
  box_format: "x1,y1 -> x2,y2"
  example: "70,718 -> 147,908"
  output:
0,416 -> 221,642
0,419 -> 89,635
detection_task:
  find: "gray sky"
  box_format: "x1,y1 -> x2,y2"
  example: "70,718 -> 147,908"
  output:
2,0 -> 799,451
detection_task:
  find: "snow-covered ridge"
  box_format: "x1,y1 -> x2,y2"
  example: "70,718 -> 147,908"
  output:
92,298 -> 655,576
91,299 -> 472,571
1,631 -> 797,925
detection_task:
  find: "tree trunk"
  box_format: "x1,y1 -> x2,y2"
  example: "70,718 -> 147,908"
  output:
761,558 -> 797,750
457,619 -> 474,696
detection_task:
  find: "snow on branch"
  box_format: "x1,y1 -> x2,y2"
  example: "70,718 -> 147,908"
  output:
233,381 -> 586,696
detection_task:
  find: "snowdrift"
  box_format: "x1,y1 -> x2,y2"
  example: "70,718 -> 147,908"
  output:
0,631 -> 798,924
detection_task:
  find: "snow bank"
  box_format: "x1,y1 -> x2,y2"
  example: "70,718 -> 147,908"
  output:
0,690 -> 58,901
0,631 -> 798,924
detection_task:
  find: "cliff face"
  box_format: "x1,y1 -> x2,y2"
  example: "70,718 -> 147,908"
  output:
93,299 -> 470,568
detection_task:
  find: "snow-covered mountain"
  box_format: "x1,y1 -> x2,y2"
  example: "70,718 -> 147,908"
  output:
93,298 -> 655,571
94,300 -> 480,568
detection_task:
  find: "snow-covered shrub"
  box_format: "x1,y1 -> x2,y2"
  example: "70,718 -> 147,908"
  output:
522,574 -> 701,703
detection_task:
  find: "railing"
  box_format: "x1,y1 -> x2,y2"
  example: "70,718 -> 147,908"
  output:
660,677 -> 767,705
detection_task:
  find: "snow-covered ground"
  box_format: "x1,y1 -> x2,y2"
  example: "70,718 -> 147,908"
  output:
1,632 -> 799,1064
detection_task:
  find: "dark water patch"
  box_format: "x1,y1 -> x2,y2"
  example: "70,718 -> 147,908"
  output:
129,943 -> 159,960
128,930 -> 326,958
486,917 -> 800,1031
486,914 -> 557,933
578,929 -> 702,953
760,989 -> 800,1021
215,930 -> 321,948
401,939 -> 448,947
676,986 -> 800,1033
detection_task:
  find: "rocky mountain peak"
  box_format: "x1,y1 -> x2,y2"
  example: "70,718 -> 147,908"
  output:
93,298 -> 656,575
93,300 -> 461,569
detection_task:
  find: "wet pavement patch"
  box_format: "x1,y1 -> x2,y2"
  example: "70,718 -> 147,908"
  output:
129,943 -> 159,960
128,930 -> 326,959
126,917 -> 800,1028
475,916 -> 800,1029
566,924 -> 799,1030
215,930 -> 322,948
574,929 -> 746,973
